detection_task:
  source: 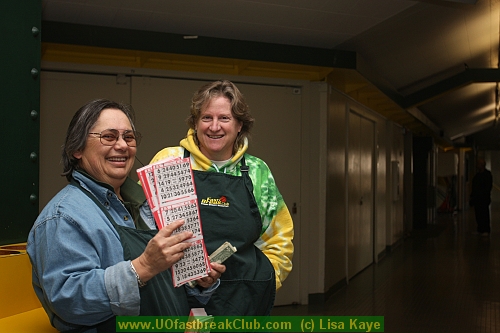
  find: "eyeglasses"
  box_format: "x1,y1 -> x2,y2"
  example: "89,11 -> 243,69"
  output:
88,129 -> 142,147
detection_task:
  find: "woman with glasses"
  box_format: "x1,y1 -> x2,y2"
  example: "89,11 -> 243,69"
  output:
27,99 -> 224,332
150,80 -> 294,316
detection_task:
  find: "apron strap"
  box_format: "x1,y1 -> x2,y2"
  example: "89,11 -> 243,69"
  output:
70,178 -> 119,227
183,149 -> 254,205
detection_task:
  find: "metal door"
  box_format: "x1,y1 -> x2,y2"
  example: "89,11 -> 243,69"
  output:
347,112 -> 374,279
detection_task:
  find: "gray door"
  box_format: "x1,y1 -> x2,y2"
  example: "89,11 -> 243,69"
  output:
347,111 -> 374,279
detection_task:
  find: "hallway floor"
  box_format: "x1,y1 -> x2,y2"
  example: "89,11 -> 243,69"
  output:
272,196 -> 500,332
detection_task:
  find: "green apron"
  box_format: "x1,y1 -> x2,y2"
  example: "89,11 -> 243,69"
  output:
186,152 -> 276,316
71,178 -> 190,332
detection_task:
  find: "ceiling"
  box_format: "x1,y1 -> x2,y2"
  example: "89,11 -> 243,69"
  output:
42,0 -> 500,150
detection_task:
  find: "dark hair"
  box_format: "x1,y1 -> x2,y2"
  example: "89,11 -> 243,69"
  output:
61,99 -> 137,181
187,80 -> 254,154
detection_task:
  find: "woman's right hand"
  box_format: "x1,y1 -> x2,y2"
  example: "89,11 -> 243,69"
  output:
132,220 -> 193,283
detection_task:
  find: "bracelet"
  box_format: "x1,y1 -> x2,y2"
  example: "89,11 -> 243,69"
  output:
130,261 -> 147,288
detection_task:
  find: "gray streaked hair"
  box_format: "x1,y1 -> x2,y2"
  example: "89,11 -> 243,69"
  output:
61,99 -> 137,181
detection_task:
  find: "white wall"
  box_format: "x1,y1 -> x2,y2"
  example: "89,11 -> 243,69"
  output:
325,89 -> 347,289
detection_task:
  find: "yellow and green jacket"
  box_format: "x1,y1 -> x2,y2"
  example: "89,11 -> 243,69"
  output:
150,129 -> 294,290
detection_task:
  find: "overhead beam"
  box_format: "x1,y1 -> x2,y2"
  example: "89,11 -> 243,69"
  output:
41,21 -> 356,70
406,107 -> 442,134
401,68 -> 500,108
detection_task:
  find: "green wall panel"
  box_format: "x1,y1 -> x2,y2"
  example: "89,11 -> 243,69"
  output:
0,1 -> 41,245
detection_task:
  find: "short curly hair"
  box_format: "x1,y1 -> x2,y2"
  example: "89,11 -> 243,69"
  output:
187,80 -> 254,154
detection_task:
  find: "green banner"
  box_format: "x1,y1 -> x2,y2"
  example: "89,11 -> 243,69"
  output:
116,316 -> 384,332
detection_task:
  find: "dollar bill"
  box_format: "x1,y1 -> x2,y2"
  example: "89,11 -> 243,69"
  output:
187,242 -> 237,288
209,241 -> 237,264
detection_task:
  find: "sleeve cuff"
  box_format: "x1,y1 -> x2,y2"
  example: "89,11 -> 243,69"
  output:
104,261 -> 141,315
184,279 -> 220,305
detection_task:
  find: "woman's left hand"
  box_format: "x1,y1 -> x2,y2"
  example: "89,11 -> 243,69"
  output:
196,262 -> 226,288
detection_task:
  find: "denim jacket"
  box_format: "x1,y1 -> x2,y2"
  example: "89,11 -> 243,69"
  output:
27,171 -> 214,332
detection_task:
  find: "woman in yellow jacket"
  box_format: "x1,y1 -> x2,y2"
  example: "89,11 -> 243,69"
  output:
150,80 -> 294,316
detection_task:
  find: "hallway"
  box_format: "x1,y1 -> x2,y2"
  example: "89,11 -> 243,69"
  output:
272,192 -> 500,333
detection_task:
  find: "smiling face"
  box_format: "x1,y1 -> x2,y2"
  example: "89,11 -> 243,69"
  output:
196,96 -> 243,161
73,108 -> 136,192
